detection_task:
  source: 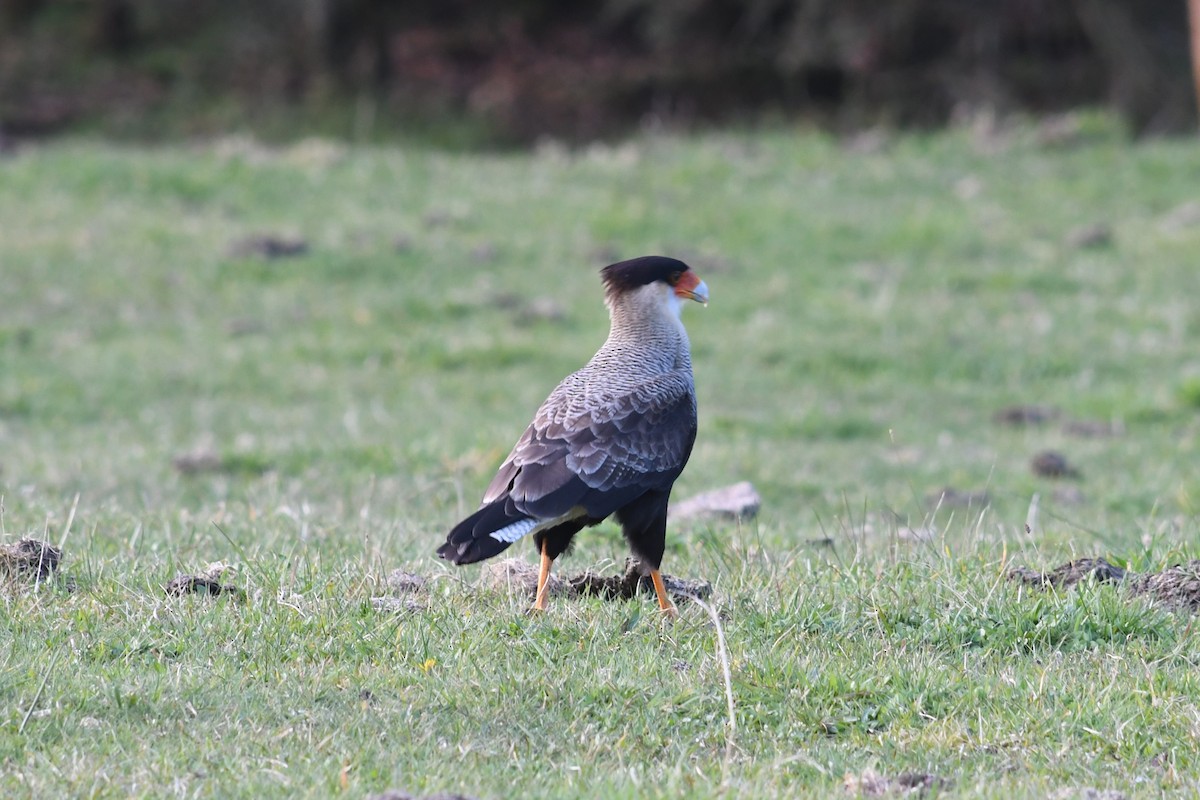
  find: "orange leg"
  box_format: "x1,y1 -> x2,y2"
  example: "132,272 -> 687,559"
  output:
650,569 -> 678,620
532,540 -> 553,612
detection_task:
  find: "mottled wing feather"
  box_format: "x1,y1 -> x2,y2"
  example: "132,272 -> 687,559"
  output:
480,370 -> 697,521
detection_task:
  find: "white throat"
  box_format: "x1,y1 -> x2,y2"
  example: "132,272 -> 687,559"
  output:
607,282 -> 685,323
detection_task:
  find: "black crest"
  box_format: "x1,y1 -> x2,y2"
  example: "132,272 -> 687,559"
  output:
601,256 -> 690,299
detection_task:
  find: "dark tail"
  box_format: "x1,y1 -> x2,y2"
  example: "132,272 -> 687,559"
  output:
437,499 -> 532,565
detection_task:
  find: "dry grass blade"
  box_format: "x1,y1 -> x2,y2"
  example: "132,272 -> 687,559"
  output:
19,649 -> 62,735
682,592 -> 736,762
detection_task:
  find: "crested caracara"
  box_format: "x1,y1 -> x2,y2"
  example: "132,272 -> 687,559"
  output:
437,256 -> 708,617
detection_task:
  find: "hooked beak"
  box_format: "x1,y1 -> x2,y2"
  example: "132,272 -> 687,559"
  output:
674,272 -> 709,307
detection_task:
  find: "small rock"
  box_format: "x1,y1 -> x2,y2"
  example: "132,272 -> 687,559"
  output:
670,481 -> 761,521
1031,450 -> 1080,479
0,538 -> 62,581
393,235 -> 415,253
1065,223 -> 1113,249
1160,201 -> 1200,234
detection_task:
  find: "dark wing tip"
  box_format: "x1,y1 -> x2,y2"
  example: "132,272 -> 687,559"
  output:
438,501 -> 527,565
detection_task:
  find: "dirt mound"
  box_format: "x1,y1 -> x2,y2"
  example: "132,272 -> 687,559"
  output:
844,769 -> 948,796
1007,558 -> 1126,588
165,562 -> 245,600
568,558 -> 712,601
1009,558 -> 1200,611
0,538 -> 62,581
1126,562 -> 1200,610
370,569 -> 431,614
994,405 -> 1060,426
1030,451 -> 1081,479
227,234 -> 308,260
480,557 -> 712,602
992,405 -> 1124,439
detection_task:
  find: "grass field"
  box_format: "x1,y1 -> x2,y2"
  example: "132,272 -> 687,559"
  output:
2,114 -> 1200,798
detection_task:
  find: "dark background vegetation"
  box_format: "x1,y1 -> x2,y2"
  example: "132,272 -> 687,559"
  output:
1,0 -> 1195,144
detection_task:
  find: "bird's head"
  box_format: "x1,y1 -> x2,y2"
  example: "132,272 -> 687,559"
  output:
600,256 -> 709,318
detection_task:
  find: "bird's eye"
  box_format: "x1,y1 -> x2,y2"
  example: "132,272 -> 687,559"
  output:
667,271 -> 682,286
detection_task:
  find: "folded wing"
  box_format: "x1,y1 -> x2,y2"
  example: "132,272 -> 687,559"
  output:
437,369 -> 697,563
488,369 -> 697,518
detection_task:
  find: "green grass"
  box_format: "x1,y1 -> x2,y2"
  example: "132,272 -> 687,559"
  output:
2,114 -> 1200,798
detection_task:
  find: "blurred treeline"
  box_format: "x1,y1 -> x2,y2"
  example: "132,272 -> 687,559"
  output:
1,0 -> 1194,143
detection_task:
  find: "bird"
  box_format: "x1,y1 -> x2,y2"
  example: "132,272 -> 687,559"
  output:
437,255 -> 708,617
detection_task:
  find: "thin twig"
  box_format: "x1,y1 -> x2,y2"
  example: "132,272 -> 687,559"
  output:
19,648 -> 62,734
684,592 -> 736,761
